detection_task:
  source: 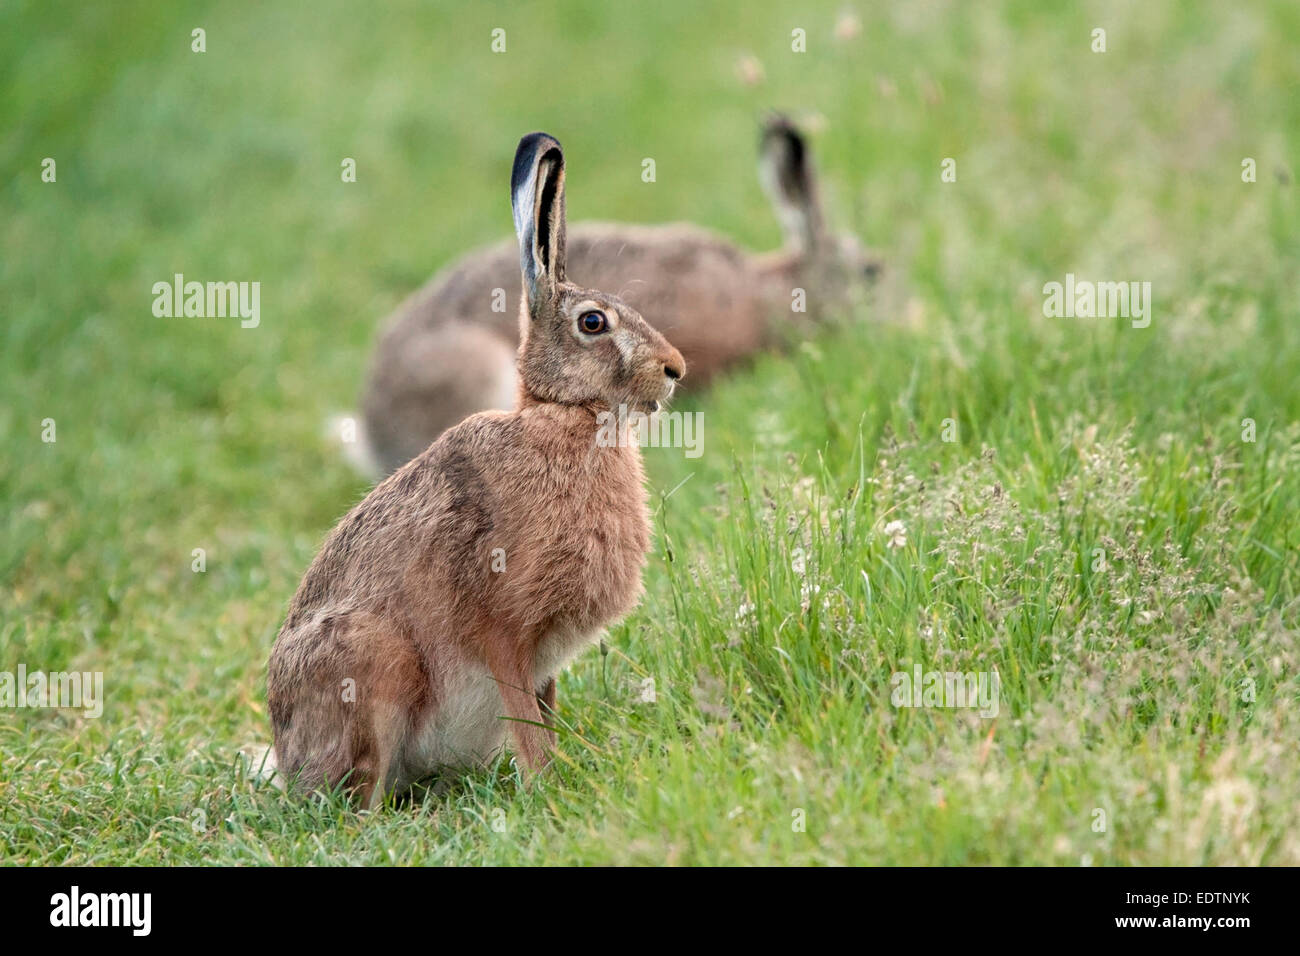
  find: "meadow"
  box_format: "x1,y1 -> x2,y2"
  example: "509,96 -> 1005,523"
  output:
1,0 -> 1297,864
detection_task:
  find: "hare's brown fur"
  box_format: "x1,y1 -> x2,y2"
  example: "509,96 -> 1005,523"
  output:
269,404 -> 648,803
269,133 -> 684,805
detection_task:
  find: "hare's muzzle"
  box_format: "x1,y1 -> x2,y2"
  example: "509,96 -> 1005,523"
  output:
661,347 -> 685,389
651,349 -> 685,408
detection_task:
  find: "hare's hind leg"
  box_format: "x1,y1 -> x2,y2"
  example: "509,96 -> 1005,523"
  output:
269,615 -> 426,807
355,698 -> 410,810
343,619 -> 430,808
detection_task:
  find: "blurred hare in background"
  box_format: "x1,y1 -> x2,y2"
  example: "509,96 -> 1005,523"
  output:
350,115 -> 880,476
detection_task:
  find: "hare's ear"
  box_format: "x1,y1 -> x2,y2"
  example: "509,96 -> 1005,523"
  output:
511,132 -> 567,311
758,114 -> 824,255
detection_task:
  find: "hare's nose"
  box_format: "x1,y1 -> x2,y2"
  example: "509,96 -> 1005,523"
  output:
663,347 -> 685,381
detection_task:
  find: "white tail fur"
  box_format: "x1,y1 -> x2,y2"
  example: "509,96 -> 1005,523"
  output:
238,742 -> 284,790
327,413 -> 384,480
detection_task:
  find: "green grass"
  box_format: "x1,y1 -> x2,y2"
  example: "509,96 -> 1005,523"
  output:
2,0 -> 1298,864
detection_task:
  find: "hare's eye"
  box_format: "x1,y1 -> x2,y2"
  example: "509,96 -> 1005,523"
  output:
579,310 -> 608,334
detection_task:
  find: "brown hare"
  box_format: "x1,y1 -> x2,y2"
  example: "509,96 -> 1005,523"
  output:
268,132 -> 685,807
349,115 -> 879,476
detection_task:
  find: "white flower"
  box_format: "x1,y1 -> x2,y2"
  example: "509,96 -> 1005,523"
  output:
884,520 -> 907,549
799,582 -> 823,612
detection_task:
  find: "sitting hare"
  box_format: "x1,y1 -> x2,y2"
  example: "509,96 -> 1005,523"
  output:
349,115 -> 878,476
269,132 -> 685,806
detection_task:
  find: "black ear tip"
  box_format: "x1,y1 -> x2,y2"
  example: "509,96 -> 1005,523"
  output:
760,113 -> 805,160
512,132 -> 564,195
517,131 -> 561,155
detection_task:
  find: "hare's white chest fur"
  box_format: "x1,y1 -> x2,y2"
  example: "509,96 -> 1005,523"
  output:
397,624 -> 598,785
400,658 -> 509,782
400,655 -> 512,790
